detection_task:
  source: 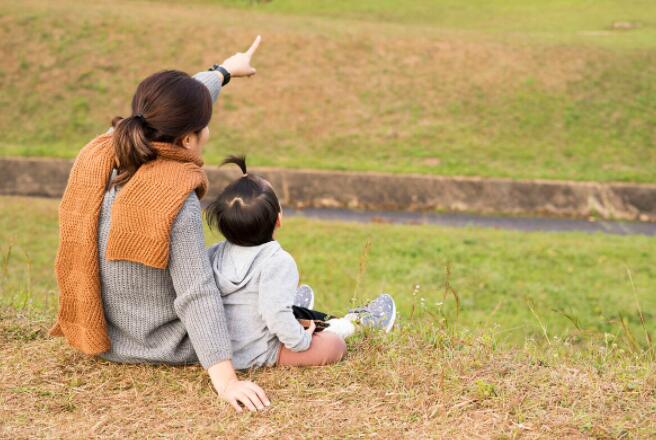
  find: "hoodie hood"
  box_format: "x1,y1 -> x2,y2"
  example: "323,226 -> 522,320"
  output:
208,240 -> 282,296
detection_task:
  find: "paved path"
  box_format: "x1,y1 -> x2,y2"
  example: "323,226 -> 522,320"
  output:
3,157 -> 656,222
284,207 -> 656,236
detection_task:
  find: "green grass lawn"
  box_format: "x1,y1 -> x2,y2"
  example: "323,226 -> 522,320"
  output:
1,0 -> 655,182
205,0 -> 656,47
2,195 -> 654,348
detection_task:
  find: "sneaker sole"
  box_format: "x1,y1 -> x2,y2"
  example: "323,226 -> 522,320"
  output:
382,293 -> 396,333
299,284 -> 315,310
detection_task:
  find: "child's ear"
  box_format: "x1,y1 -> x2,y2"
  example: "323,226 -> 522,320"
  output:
275,212 -> 282,228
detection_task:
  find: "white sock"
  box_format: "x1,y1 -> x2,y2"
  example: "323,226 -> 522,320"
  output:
323,318 -> 356,339
344,313 -> 358,322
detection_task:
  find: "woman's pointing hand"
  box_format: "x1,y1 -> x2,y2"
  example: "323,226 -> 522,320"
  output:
221,35 -> 261,78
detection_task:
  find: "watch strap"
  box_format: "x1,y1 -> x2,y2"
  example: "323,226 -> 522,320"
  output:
208,64 -> 231,86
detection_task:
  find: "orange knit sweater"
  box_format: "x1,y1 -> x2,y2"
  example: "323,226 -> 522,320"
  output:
48,133 -> 209,355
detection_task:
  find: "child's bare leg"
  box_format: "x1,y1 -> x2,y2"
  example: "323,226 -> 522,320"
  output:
276,332 -> 347,367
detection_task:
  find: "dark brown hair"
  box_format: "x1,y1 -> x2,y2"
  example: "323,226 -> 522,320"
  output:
205,156 -> 281,246
111,70 -> 212,187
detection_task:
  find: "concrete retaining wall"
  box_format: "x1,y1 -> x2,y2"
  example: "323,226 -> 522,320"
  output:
1,157 -> 655,222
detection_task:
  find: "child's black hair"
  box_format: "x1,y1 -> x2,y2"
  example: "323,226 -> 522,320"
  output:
205,155 -> 281,246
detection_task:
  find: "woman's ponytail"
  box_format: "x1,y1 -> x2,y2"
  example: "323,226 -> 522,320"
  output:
108,70 -> 213,188
111,114 -> 156,187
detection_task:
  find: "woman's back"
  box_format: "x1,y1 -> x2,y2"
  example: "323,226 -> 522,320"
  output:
98,174 -> 232,368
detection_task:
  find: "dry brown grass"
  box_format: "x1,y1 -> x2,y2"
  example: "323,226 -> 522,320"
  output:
0,0 -> 593,135
2,0 -> 655,182
2,308 -> 654,439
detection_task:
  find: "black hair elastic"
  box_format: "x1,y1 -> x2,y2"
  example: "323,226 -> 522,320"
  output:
134,113 -> 145,120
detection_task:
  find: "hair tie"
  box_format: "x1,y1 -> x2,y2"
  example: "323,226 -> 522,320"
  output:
134,113 -> 145,120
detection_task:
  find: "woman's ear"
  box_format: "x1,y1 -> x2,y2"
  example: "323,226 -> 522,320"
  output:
181,132 -> 195,150
180,134 -> 192,149
275,212 -> 282,229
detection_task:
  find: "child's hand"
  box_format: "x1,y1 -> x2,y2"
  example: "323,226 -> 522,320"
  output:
304,320 -> 316,336
221,35 -> 261,78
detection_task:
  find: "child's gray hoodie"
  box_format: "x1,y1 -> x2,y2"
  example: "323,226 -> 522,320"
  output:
208,240 -> 311,370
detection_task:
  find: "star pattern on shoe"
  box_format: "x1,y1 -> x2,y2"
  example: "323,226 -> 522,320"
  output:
294,284 -> 315,309
348,293 -> 396,333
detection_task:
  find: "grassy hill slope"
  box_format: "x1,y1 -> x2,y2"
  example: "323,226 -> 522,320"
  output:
0,0 -> 655,182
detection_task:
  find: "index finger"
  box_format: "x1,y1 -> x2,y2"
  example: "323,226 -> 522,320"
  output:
246,35 -> 261,57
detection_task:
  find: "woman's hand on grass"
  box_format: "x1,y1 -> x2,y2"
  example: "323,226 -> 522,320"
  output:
217,378 -> 270,413
221,35 -> 261,78
208,359 -> 270,413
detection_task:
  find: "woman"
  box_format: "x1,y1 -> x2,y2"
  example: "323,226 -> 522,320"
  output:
49,36 -> 270,413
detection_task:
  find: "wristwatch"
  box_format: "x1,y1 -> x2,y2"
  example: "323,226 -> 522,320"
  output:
208,64 -> 231,86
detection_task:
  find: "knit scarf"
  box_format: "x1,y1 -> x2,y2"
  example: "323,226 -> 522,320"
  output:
48,133 -> 209,355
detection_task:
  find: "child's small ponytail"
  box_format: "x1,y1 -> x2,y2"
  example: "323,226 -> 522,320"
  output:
206,154 -> 281,246
221,155 -> 248,176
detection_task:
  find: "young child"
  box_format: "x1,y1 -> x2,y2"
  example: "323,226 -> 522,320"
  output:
205,156 -> 396,370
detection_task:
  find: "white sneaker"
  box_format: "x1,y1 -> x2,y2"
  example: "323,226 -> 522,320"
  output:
347,293 -> 396,333
294,284 -> 315,309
